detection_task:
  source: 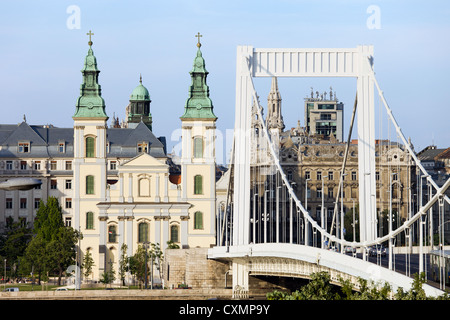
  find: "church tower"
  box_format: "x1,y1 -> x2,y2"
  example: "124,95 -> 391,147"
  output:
72,31 -> 109,277
265,77 -> 284,150
126,75 -> 152,130
180,33 -> 217,247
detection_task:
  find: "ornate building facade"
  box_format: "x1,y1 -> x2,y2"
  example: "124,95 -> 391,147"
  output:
0,35 -> 218,281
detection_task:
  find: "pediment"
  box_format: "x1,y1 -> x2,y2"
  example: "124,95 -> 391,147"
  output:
120,152 -> 168,169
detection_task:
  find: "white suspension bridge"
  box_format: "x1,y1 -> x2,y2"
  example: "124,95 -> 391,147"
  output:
208,45 -> 450,298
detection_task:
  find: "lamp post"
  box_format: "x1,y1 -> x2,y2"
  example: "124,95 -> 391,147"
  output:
143,242 -> 149,289
321,175 -> 328,249
305,178 -> 311,246
419,174 -> 430,274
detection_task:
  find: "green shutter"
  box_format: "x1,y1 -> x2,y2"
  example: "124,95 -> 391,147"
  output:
86,212 -> 94,229
194,175 -> 203,194
170,225 -> 179,243
86,137 -> 95,158
86,175 -> 94,194
139,223 -> 148,243
194,212 -> 203,229
194,137 -> 203,158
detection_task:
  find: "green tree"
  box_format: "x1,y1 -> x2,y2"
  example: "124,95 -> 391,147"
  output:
0,218 -> 32,279
118,243 -> 128,286
128,244 -> 147,286
24,197 -> 81,285
82,249 -> 95,281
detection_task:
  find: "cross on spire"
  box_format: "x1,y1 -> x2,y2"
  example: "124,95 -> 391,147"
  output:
87,30 -> 94,46
195,32 -> 202,48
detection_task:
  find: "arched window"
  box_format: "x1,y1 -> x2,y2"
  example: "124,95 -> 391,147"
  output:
138,222 -> 149,243
86,175 -> 94,194
85,136 -> 95,158
170,225 -> 179,243
194,175 -> 203,195
108,225 -> 117,243
193,137 -> 203,158
86,212 -> 94,230
194,211 -> 203,230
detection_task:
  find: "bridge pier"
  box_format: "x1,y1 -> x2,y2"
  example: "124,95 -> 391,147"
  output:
232,259 -> 250,298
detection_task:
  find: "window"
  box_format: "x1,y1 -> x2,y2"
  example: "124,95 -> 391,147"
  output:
194,212 -> 203,230
305,171 -> 310,180
193,137 -> 203,158
65,198 -> 72,209
316,187 -> 322,199
34,198 -> 41,209
6,161 -> 12,170
86,212 -> 94,230
287,170 -> 293,181
351,171 -> 357,181
170,225 -> 179,243
59,142 -> 65,153
137,142 -> 148,153
328,188 -> 334,199
317,171 -> 322,181
65,161 -> 72,170
85,137 -> 95,158
86,175 -> 94,194
20,161 -> 27,170
65,217 -> 72,227
138,222 -> 149,243
108,225 -> 117,243
376,171 -> 380,181
34,161 -> 41,170
194,175 -> 203,194
110,161 -> 117,170
50,161 -> 57,170
65,180 -> 72,189
18,142 -> 30,153
5,198 -> 12,209
20,198 -> 27,209
328,171 -> 334,180
50,179 -> 57,189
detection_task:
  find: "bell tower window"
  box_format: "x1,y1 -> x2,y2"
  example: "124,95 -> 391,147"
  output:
85,136 -> 95,158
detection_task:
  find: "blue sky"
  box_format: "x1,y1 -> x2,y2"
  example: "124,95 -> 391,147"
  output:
0,0 -> 449,164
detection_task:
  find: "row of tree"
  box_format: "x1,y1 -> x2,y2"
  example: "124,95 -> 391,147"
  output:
0,197 -> 178,287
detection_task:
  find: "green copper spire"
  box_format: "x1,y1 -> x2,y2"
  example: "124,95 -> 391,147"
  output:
73,31 -> 108,119
180,33 -> 217,120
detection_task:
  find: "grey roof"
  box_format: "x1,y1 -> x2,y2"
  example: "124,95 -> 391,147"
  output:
0,121 -> 166,159
417,146 -> 445,161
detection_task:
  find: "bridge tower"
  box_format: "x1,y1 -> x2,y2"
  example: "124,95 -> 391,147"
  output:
231,45 -> 377,291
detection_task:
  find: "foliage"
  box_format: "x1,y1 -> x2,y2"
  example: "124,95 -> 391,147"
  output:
167,240 -> 180,249
128,242 -> 164,287
82,249 -> 95,280
0,218 -> 32,278
22,197 -> 81,285
118,243 -> 128,286
267,271 -> 450,300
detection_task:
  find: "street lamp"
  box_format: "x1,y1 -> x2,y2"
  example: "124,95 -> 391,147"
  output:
143,242 -> 149,289
321,175 -> 328,249
305,178 -> 311,246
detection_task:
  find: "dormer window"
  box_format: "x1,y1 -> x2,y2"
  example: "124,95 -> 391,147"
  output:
58,141 -> 65,153
137,142 -> 148,153
18,142 -> 30,153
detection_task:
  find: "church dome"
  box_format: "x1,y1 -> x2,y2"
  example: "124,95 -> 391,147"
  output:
130,76 -> 151,101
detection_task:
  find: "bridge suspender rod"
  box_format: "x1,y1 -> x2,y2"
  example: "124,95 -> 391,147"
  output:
328,92 -> 358,248
368,57 -> 450,207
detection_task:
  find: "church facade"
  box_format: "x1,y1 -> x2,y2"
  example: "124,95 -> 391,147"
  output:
0,35 -> 218,281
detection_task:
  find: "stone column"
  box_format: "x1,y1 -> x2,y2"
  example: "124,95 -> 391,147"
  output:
180,215 -> 189,248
